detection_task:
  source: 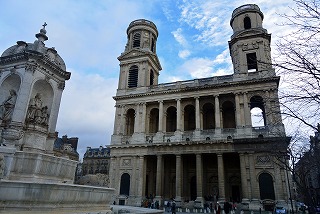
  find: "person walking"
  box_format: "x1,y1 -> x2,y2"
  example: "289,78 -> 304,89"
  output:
171,201 -> 176,214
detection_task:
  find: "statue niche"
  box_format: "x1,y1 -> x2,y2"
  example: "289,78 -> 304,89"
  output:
0,89 -> 17,125
25,93 -> 49,127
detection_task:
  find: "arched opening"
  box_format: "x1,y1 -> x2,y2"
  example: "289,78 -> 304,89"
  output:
133,32 -> 141,48
120,173 -> 130,196
222,101 -> 236,128
202,103 -> 215,130
229,176 -> 241,203
250,96 -> 266,127
259,172 -> 275,200
244,16 -> 251,29
0,73 -> 21,124
150,69 -> 154,86
125,109 -> 135,135
166,106 -> 177,132
151,38 -> 155,52
26,80 -> 54,128
184,105 -> 195,131
149,108 -> 159,133
128,65 -> 138,88
190,176 -> 197,201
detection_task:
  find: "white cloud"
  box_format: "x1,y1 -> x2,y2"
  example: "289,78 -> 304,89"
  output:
57,69 -> 118,158
178,50 -> 191,59
172,28 -> 188,47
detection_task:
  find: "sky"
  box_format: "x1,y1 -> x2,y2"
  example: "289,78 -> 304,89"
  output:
0,0 -> 296,160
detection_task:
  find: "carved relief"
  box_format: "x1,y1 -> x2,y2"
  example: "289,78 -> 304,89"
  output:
0,154 -> 4,179
122,159 -> 131,166
25,93 -> 49,127
25,63 -> 37,74
58,82 -> 65,90
256,155 -> 271,164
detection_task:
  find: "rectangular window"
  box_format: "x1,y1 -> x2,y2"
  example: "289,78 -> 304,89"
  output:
246,52 -> 257,71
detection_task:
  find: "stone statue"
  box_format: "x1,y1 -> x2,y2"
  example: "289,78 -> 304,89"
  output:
26,93 -> 48,125
0,89 -> 17,123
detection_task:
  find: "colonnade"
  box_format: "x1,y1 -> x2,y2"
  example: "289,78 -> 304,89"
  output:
114,91 -> 277,136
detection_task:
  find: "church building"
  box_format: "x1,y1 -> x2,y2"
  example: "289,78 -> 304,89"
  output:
109,4 -> 291,210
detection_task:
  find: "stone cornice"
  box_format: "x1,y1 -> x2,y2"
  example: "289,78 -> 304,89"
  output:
118,49 -> 162,70
113,76 -> 280,101
0,51 -> 71,80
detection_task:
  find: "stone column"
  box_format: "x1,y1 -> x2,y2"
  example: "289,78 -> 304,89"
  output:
175,154 -> 183,207
195,154 -> 204,207
134,105 -> 140,133
158,101 -> 163,132
243,93 -> 251,127
249,153 -> 258,200
155,155 -> 163,203
239,153 -> 249,201
176,99 -> 181,131
217,153 -> 225,201
214,96 -> 221,128
195,97 -> 200,130
235,93 -> 241,127
137,156 -> 145,201
156,155 -> 163,195
11,65 -> 36,123
141,103 -> 147,133
120,105 -> 126,134
264,90 -> 271,126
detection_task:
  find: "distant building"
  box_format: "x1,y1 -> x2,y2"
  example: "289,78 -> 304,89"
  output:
82,146 -> 110,175
296,125 -> 320,206
53,135 -> 79,161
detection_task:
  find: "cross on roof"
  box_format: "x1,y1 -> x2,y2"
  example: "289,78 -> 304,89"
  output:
42,22 -> 47,29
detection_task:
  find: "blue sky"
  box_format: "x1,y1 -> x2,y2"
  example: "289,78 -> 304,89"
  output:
0,0 -> 295,160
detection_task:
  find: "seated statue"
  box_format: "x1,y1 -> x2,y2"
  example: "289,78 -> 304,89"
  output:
0,89 -> 17,123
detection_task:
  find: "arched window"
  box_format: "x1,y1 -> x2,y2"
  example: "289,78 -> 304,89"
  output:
151,38 -> 155,52
126,109 -> 135,135
120,173 -> 130,196
202,103 -> 215,130
250,96 -> 266,127
128,65 -> 138,88
133,32 -> 141,48
184,105 -> 195,131
150,70 -> 154,85
149,108 -> 159,133
222,101 -> 236,128
259,173 -> 275,200
244,16 -> 251,29
166,106 -> 177,132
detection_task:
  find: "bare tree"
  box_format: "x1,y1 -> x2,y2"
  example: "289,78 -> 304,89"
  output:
274,0 -> 320,132
273,129 -> 320,213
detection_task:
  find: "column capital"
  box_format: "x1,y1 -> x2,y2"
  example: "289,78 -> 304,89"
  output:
158,100 -> 163,103
175,98 -> 181,102
217,153 -> 223,157
194,96 -> 200,100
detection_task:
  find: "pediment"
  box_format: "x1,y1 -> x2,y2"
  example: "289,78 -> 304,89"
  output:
118,49 -> 162,70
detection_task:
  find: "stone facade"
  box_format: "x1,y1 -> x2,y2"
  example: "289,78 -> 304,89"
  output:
82,146 -> 110,175
0,24 -> 114,213
53,135 -> 79,161
109,4 -> 291,210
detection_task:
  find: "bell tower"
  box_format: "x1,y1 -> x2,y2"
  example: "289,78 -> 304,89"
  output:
229,4 -> 274,75
117,19 -> 162,91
